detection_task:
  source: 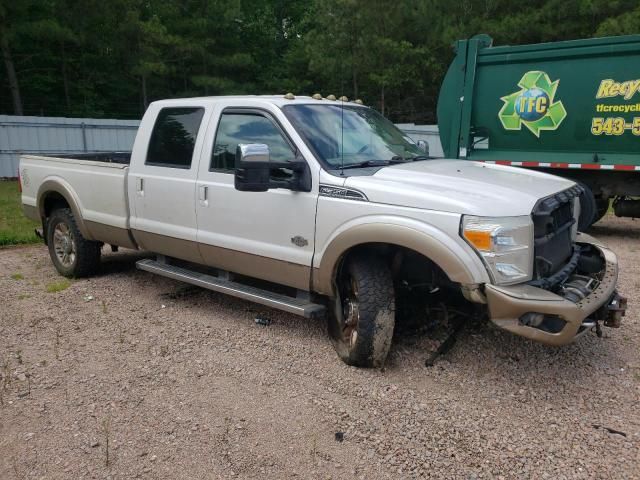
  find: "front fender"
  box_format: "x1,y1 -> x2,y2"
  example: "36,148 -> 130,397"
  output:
312,216 -> 489,295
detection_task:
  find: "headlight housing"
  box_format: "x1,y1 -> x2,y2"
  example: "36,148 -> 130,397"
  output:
461,215 -> 534,285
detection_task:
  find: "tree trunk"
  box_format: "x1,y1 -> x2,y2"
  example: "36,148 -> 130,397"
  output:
380,85 -> 385,116
202,52 -> 209,96
141,74 -> 148,111
182,59 -> 187,91
350,23 -> 358,100
1,29 -> 23,115
351,46 -> 358,99
61,42 -> 71,112
352,69 -> 358,100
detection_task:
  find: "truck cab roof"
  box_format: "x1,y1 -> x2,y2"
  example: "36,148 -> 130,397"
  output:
149,95 -> 367,109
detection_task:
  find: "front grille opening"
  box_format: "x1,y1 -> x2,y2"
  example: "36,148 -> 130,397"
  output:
531,186 -> 582,281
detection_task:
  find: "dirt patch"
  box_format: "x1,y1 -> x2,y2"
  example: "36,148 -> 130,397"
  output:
1,215 -> 639,479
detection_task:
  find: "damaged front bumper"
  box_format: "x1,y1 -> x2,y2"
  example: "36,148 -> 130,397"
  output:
484,235 -> 627,346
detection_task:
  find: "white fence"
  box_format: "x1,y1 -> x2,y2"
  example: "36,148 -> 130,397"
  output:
0,115 -> 442,178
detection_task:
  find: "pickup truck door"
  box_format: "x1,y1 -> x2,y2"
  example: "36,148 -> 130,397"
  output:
195,106 -> 317,290
128,105 -> 209,263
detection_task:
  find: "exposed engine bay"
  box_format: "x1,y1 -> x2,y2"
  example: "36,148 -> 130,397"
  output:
520,242 -> 626,335
524,185 -> 627,335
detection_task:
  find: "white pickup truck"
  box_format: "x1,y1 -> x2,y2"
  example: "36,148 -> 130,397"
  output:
20,95 -> 626,367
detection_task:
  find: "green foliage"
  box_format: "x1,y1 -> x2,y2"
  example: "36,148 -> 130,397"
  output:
0,181 -> 39,246
0,0 -> 637,122
597,4 -> 640,35
45,279 -> 71,293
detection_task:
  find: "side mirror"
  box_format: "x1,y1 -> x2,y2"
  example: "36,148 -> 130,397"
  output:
234,143 -> 312,193
235,143 -> 271,192
416,140 -> 429,156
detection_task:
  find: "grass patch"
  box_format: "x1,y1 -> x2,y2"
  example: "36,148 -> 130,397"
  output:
0,180 -> 40,246
10,273 -> 24,280
45,279 -> 71,293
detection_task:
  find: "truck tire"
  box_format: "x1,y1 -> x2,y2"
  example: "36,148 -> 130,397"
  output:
328,254 -> 395,368
577,182 -> 597,231
46,208 -> 101,278
593,196 -> 610,224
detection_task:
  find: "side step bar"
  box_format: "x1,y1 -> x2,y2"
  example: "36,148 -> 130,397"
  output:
136,258 -> 326,319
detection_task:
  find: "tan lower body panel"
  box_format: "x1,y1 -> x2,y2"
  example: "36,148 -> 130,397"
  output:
132,229 -> 310,291
22,204 -> 40,222
131,230 -> 204,264
21,204 -> 136,251
86,221 -> 137,249
199,243 -> 310,291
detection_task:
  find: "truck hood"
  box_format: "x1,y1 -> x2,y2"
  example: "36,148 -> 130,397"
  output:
344,159 -> 576,216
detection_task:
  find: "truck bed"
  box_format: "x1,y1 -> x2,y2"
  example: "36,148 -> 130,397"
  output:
20,153 -> 132,247
53,152 -> 132,164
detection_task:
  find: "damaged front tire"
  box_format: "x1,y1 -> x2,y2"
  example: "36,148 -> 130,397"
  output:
328,254 -> 395,368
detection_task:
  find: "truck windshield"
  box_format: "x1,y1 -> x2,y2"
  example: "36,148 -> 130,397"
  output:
283,104 -> 424,169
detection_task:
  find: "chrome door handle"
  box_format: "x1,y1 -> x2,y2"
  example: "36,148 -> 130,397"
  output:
136,177 -> 144,195
198,185 -> 208,205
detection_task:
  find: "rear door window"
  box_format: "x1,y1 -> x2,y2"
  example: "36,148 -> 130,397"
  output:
146,107 -> 205,168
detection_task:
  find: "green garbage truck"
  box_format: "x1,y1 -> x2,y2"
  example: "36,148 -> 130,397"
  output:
437,34 -> 640,229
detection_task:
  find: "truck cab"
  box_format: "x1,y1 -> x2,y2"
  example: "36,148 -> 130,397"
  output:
20,95 -> 626,367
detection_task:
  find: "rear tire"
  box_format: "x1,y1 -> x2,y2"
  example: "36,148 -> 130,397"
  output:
577,182 -> 597,231
46,208 -> 101,278
328,254 -> 395,368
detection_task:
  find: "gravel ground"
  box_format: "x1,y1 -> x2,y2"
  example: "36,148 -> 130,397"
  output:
1,215 -> 639,479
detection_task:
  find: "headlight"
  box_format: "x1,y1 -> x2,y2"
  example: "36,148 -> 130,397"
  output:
461,215 -> 533,285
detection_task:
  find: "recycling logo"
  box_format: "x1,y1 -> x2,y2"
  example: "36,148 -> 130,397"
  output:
499,71 -> 567,137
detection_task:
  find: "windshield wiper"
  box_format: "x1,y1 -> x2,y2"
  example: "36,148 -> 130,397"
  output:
406,155 -> 430,161
339,160 -> 391,170
338,156 -> 413,170
389,155 -> 410,164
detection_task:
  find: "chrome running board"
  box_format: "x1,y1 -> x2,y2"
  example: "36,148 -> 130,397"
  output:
136,258 -> 325,318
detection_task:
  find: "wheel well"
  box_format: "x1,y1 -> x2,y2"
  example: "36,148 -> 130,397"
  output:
42,192 -> 70,218
336,243 -> 471,331
337,243 -> 454,287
